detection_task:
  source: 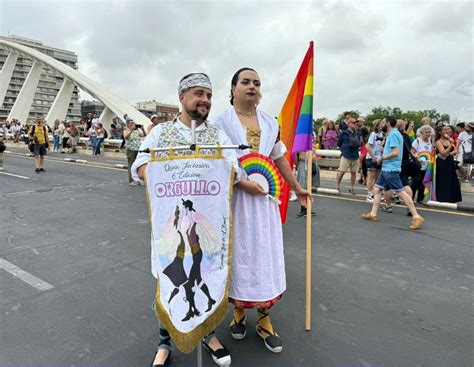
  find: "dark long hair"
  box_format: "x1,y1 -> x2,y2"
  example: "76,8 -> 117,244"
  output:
230,67 -> 256,105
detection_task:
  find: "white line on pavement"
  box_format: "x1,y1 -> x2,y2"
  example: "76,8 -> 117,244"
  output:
0,172 -> 30,180
0,258 -> 54,291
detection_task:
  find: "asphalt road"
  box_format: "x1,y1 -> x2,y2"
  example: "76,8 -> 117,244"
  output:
1,153 -> 473,367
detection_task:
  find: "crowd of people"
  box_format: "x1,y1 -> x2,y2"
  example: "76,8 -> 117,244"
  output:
317,113 -> 472,206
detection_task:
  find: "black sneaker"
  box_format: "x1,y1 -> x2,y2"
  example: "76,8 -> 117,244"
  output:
391,194 -> 401,204
202,339 -> 231,366
381,206 -> 393,213
35,168 -> 40,173
39,168 -> 46,172
296,210 -> 306,218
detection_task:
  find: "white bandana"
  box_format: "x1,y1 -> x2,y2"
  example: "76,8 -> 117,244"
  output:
178,73 -> 212,95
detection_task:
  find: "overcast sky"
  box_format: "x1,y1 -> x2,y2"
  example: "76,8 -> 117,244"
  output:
1,0 -> 473,121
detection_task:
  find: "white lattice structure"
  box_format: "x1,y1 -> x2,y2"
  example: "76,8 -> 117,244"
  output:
0,39 -> 150,129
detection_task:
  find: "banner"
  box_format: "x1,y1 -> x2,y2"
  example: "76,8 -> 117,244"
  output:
145,153 -> 234,353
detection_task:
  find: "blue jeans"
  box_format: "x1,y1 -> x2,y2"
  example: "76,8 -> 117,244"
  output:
93,138 -> 105,155
375,170 -> 404,192
53,135 -> 60,151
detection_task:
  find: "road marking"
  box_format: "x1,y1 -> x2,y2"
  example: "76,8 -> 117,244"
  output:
314,193 -> 474,217
4,152 -> 126,172
0,172 -> 30,179
0,258 -> 54,291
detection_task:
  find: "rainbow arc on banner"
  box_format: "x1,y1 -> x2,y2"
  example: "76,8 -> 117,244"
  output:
277,42 -> 314,223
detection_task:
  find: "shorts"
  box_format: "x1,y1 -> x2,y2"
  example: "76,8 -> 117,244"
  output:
338,156 -> 359,173
374,170 -> 405,192
366,159 -> 382,171
33,144 -> 47,157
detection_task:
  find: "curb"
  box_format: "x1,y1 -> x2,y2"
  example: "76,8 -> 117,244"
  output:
64,158 -> 88,164
315,188 -> 340,195
426,200 -> 474,213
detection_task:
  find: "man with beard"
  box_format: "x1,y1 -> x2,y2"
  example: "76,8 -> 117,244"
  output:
361,116 -> 424,230
132,73 -> 240,367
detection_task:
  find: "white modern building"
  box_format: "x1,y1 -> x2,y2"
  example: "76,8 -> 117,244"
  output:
0,35 -> 150,129
0,35 -> 81,123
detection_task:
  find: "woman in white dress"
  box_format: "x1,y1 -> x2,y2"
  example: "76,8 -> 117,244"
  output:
213,68 -> 311,353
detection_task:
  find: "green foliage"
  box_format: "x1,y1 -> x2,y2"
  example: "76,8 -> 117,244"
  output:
313,107 -> 451,131
335,110 -> 361,124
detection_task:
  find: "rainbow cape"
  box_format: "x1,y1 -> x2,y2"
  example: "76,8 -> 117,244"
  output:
277,42 -> 314,223
422,150 -> 436,201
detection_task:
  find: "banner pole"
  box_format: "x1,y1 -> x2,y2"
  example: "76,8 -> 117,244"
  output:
305,151 -> 313,331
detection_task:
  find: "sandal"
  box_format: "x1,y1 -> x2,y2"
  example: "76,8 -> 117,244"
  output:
202,335 -> 231,366
256,310 -> 283,353
230,315 -> 246,340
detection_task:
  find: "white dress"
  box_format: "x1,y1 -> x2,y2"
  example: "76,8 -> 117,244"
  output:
213,109 -> 287,304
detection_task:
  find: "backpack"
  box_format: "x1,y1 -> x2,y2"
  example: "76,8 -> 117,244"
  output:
31,125 -> 49,148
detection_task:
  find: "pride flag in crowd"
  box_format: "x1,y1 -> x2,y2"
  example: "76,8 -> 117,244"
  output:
422,151 -> 437,201
277,42 -> 314,223
408,129 -> 416,142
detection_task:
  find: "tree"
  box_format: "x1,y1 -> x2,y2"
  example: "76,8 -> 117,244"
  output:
335,110 -> 361,124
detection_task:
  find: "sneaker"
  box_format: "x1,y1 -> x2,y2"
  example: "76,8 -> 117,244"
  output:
289,192 -> 298,202
39,168 -> 46,172
296,209 -> 314,218
381,206 -> 393,213
256,324 -> 283,353
357,178 -> 364,185
361,213 -> 378,221
366,193 -> 374,203
296,211 -> 306,218
202,339 -> 231,366
391,194 -> 401,204
409,216 -> 424,230
35,168 -> 40,173
129,181 -> 139,186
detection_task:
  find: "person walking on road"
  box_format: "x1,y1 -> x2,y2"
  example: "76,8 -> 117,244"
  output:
361,116 -> 424,230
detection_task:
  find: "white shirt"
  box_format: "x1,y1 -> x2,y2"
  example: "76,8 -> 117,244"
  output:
131,119 -> 242,182
411,137 -> 433,170
367,132 -> 384,160
10,124 -> 21,133
458,131 -> 472,154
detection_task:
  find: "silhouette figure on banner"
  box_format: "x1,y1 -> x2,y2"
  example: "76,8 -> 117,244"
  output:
162,199 -> 216,322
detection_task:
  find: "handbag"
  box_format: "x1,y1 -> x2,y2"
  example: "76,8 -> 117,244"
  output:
403,138 -> 421,175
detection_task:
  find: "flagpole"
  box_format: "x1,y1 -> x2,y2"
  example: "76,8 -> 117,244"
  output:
305,150 -> 313,331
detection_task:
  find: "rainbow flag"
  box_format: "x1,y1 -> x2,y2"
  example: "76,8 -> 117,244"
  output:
422,150 -> 436,201
277,42 -> 314,223
408,129 -> 416,142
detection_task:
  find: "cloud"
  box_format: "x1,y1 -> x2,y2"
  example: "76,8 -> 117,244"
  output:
415,1 -> 473,36
0,0 -> 473,121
